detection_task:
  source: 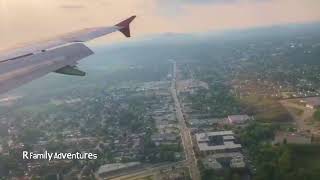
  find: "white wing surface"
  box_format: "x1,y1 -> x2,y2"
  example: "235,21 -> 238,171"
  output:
0,16 -> 136,94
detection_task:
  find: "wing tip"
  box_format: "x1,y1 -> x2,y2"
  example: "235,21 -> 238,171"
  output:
115,15 -> 136,27
115,15 -> 136,38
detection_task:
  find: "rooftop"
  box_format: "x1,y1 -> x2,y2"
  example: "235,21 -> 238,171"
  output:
228,115 -> 250,124
196,131 -> 242,152
198,142 -> 242,151
202,152 -> 245,170
97,162 -> 141,175
196,131 -> 234,142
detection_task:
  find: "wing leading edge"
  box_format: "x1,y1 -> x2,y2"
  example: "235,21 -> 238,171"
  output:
0,16 -> 136,95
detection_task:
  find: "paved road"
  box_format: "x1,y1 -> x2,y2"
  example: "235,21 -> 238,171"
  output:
171,61 -> 201,180
102,62 -> 201,180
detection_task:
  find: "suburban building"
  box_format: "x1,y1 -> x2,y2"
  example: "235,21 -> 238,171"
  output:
202,152 -> 246,170
196,131 -> 242,155
228,115 -> 251,124
189,118 -> 223,127
97,162 -> 141,179
151,133 -> 179,146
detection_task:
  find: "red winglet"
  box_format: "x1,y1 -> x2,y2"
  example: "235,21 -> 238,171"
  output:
115,15 -> 136,38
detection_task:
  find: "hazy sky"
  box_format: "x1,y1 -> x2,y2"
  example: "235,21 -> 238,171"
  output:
0,0 -> 320,48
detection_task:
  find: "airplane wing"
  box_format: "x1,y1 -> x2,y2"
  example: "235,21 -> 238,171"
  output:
0,16 -> 136,95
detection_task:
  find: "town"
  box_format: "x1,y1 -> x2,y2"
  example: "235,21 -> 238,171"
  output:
1,23 -> 320,180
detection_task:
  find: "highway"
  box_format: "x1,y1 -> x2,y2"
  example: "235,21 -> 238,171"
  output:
103,61 -> 201,180
170,61 -> 201,180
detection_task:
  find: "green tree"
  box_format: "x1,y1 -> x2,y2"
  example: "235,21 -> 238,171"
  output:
278,148 -> 292,176
232,173 -> 241,180
313,109 -> 320,121
20,128 -> 43,144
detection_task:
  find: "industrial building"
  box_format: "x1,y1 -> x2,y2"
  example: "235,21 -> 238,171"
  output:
196,131 -> 242,155
202,152 -> 246,170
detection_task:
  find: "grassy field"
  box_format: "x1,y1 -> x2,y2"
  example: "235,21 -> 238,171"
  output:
287,106 -> 304,116
241,95 -> 292,122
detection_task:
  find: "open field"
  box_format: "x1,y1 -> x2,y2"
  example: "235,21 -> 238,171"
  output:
280,99 -> 320,136
240,95 -> 292,122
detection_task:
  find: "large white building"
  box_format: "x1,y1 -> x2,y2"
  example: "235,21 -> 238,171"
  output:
196,131 -> 242,155
97,162 -> 141,178
228,115 -> 251,124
